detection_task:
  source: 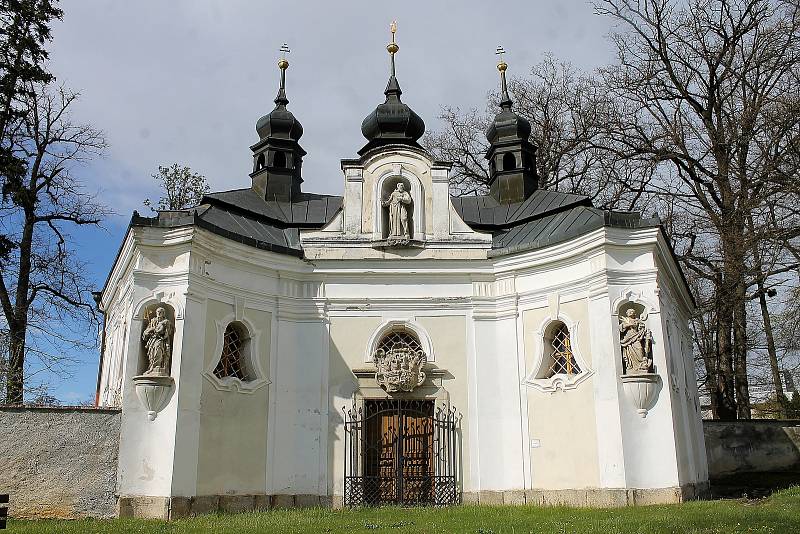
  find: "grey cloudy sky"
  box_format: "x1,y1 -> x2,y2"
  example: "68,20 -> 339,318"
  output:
37,0 -> 621,401
48,0 -> 617,217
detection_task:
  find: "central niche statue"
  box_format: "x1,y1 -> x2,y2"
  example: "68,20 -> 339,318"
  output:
374,342 -> 427,393
141,306 -> 174,376
382,182 -> 412,245
619,307 -> 654,374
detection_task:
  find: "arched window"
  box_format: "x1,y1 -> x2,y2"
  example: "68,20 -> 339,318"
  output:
213,322 -> 250,381
377,328 -> 423,355
544,322 -> 580,378
255,153 -> 265,171
502,152 -> 516,171
273,151 -> 286,168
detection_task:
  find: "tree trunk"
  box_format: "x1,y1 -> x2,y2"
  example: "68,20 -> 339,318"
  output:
734,286 -> 751,419
5,325 -> 25,404
758,280 -> 785,417
714,226 -> 741,421
715,290 -> 738,420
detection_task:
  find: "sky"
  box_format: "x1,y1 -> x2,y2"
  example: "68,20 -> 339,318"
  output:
38,0 -> 619,403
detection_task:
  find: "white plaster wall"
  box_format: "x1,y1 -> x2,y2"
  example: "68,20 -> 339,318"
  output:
105,214 -> 708,501
268,313 -> 328,495
522,300 -> 601,490
195,300 -> 271,495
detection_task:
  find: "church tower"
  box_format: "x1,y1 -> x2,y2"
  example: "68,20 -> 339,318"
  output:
250,45 -> 306,202
485,48 -> 538,204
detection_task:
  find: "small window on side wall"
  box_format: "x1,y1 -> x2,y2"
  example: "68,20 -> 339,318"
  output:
544,322 -> 580,378
524,316 -> 592,393
213,322 -> 250,381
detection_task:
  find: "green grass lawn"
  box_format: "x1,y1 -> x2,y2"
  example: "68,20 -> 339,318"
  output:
9,487 -> 800,534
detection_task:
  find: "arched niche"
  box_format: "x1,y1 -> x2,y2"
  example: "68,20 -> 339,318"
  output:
380,175 -> 414,240
138,302 -> 176,376
374,169 -> 424,242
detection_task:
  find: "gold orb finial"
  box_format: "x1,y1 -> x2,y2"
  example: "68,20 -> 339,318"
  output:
387,20 -> 399,55
497,61 -> 507,72
278,43 -> 290,70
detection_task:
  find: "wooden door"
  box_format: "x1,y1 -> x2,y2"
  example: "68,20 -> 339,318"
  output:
363,400 -> 434,505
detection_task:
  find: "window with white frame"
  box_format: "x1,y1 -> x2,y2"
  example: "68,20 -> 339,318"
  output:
525,317 -> 592,393
213,322 -> 250,381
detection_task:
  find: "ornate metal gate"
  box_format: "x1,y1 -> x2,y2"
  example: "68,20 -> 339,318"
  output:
343,399 -> 460,506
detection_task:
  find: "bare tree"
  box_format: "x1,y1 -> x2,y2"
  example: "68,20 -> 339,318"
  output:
0,82 -> 108,404
596,0 -> 800,419
144,163 -> 209,211
424,55 -> 654,209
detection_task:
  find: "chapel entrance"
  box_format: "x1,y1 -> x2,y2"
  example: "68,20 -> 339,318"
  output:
343,399 -> 460,506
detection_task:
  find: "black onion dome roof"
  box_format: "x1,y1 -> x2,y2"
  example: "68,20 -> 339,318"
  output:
486,94 -> 531,144
255,87 -> 303,141
359,75 -> 425,154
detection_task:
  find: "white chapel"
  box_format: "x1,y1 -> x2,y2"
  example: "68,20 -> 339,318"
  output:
96,32 -> 708,518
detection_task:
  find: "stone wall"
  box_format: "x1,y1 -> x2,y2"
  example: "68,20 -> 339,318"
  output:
0,406 -> 121,519
704,420 -> 800,477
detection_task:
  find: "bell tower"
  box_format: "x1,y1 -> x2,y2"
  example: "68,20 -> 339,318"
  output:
485,47 -> 538,204
250,44 -> 306,202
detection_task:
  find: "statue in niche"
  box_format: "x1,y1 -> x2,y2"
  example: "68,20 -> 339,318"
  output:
382,182 -> 412,244
141,306 -> 173,376
619,307 -> 653,374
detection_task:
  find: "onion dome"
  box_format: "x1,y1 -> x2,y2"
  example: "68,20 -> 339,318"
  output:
359,22 -> 425,155
255,55 -> 303,141
484,47 -> 538,204
486,57 -> 530,144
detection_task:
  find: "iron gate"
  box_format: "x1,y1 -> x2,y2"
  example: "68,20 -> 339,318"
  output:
343,399 -> 460,506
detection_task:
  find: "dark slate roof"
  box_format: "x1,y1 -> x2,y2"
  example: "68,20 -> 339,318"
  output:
130,188 -> 343,257
451,189 -> 659,255
451,189 -> 591,229
490,206 -> 659,256
129,184 -> 656,259
204,188 -> 342,226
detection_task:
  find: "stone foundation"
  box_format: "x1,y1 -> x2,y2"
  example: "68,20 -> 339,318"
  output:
118,494 -> 341,519
119,482 -> 709,519
465,482 -> 709,507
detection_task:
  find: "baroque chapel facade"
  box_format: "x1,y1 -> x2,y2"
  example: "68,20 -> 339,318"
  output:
96,35 -> 708,518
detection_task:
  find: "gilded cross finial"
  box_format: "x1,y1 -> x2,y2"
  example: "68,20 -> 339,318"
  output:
496,46 -> 512,109
387,21 -> 399,78
278,43 -> 290,70
387,21 -> 399,55
496,45 -> 507,72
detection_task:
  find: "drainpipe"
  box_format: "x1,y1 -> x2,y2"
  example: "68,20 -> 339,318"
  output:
92,291 -> 106,406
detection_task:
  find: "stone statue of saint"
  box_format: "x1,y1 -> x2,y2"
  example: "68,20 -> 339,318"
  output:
619,308 -> 653,374
382,182 -> 412,243
141,306 -> 173,376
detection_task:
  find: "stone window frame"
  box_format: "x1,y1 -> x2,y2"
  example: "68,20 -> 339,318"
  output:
203,313 -> 270,394
523,313 -> 593,393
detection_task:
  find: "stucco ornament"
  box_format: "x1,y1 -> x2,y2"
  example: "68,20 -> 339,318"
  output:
374,343 -> 427,393
141,306 -> 173,376
382,182 -> 412,244
619,308 -> 653,374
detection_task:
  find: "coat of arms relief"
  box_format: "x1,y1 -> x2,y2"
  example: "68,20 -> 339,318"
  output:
373,330 -> 427,392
